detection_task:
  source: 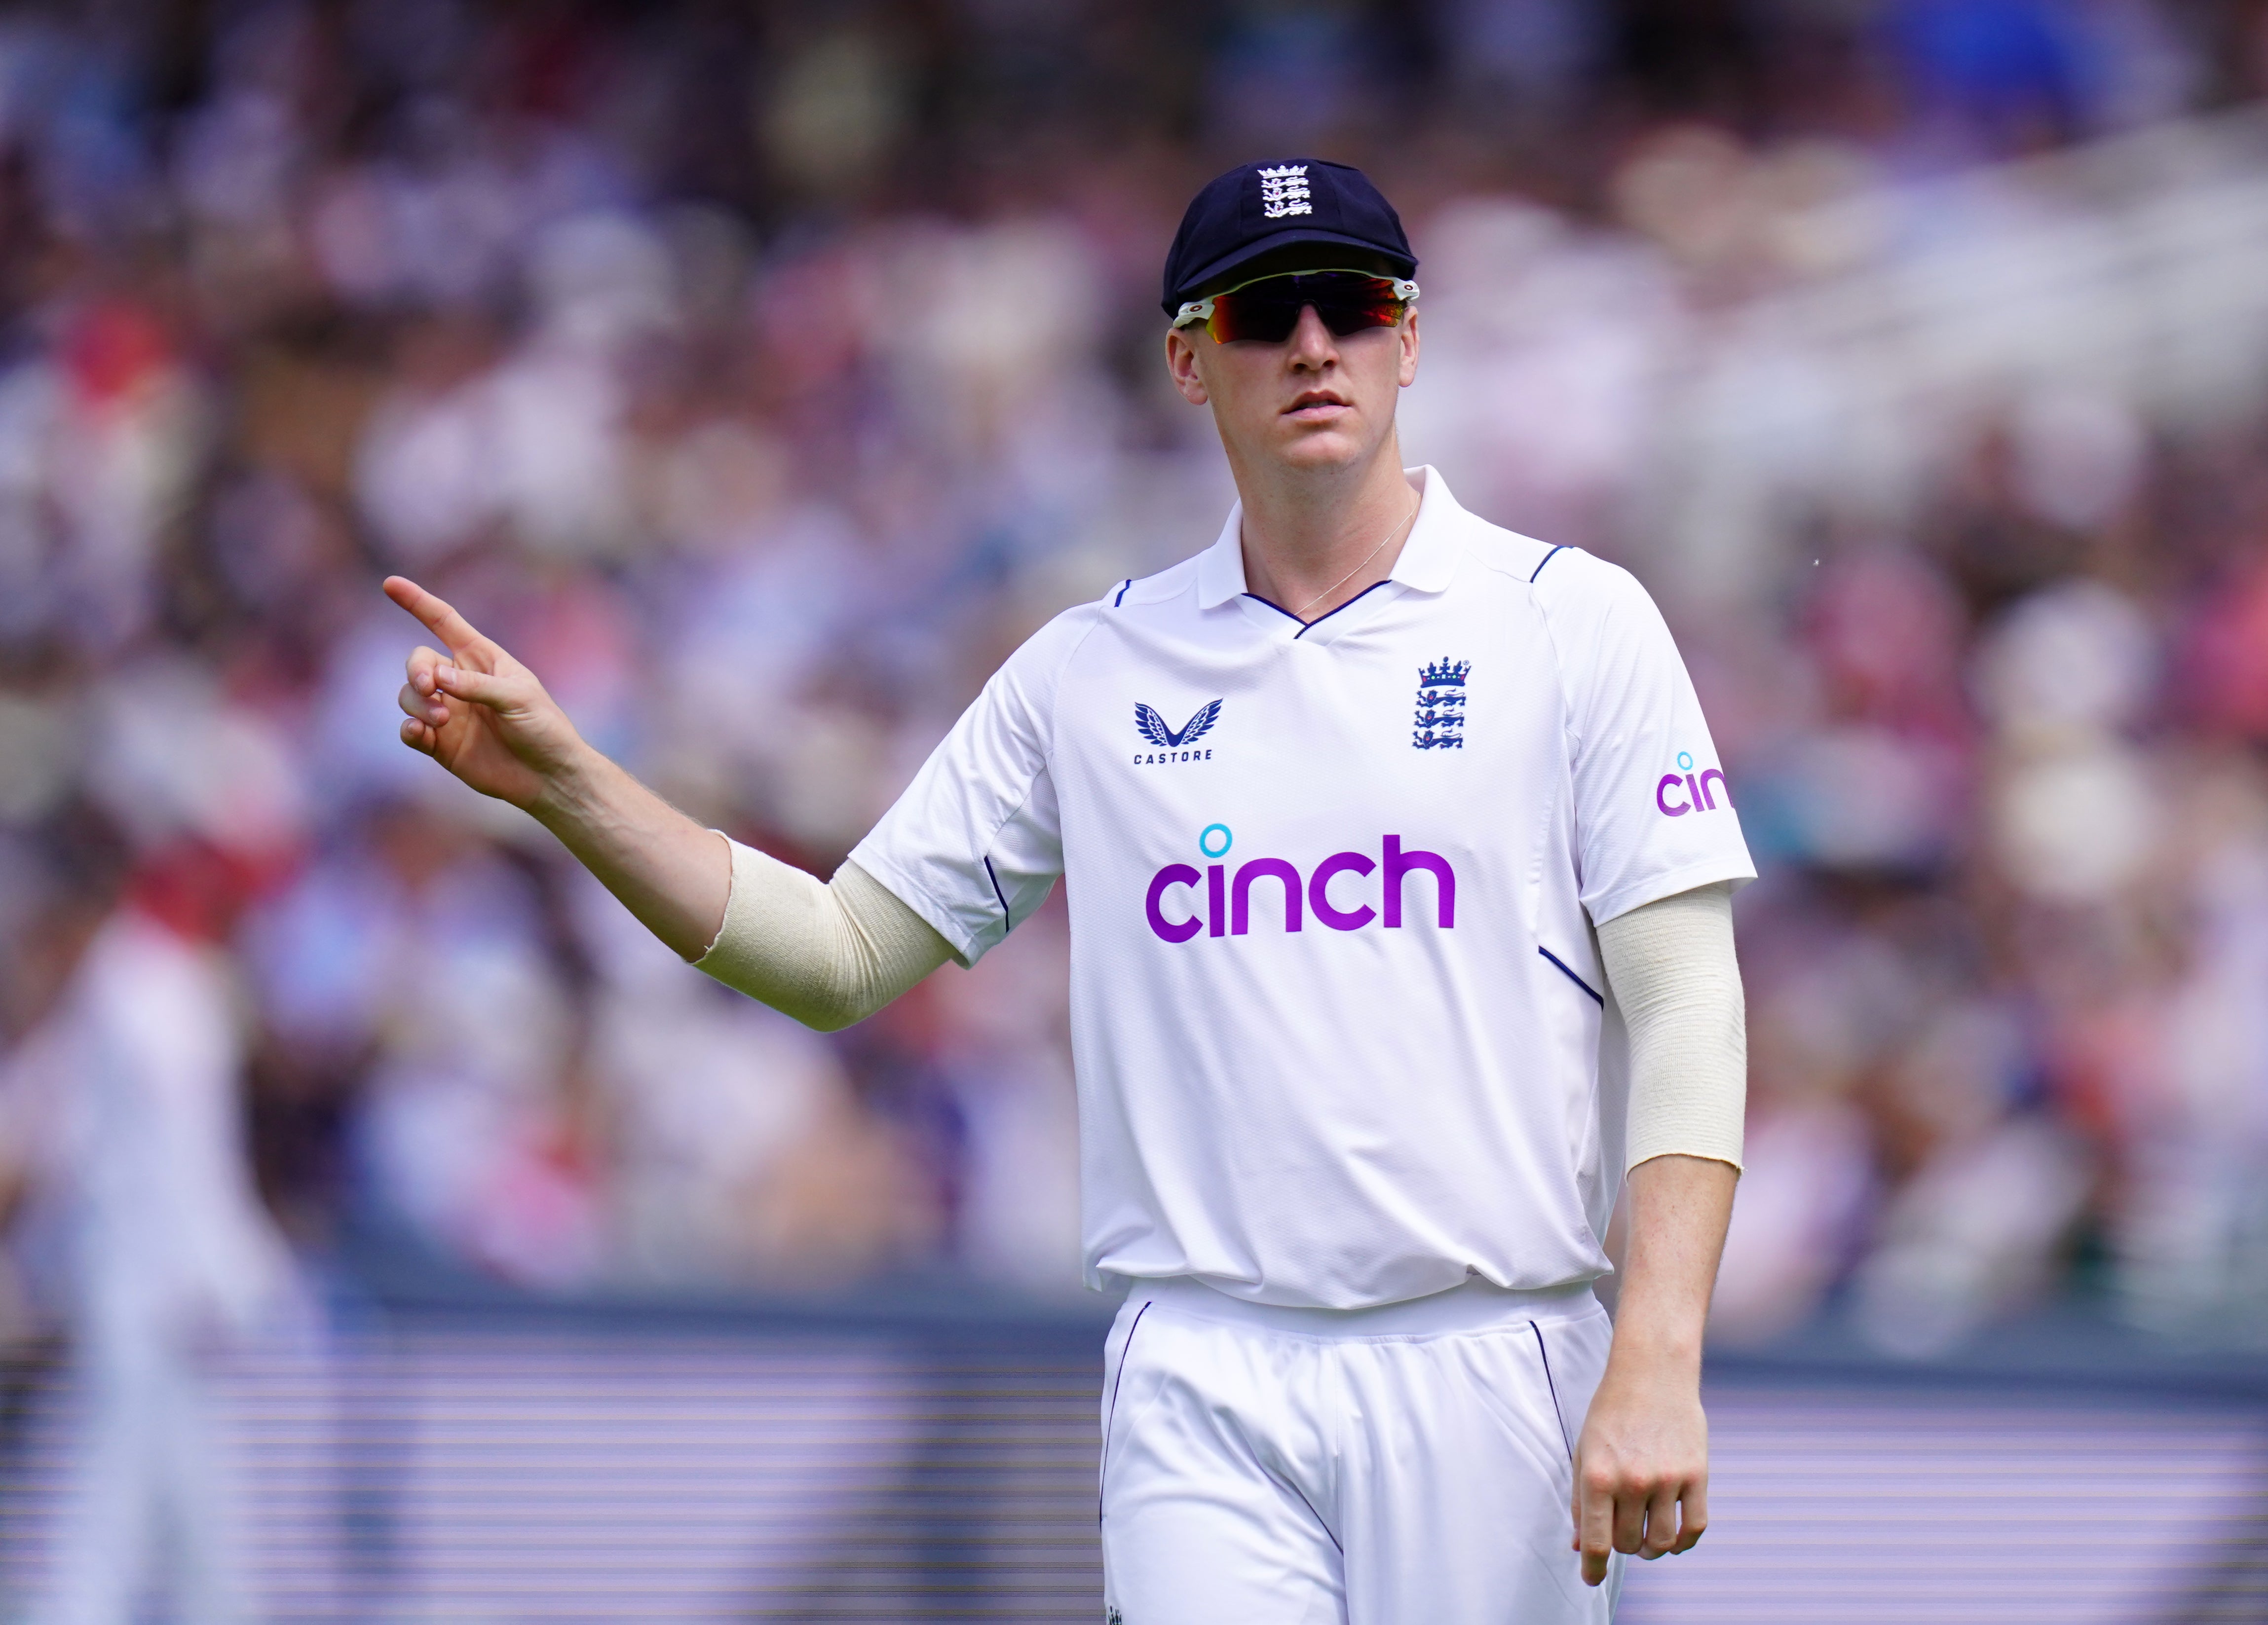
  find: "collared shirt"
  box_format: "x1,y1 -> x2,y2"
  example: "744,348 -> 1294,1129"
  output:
852,468 -> 1755,1309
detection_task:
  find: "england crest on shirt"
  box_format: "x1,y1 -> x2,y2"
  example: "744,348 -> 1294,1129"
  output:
1413,658 -> 1468,749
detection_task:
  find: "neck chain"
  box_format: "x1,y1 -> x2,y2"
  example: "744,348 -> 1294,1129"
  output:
1289,496 -> 1420,618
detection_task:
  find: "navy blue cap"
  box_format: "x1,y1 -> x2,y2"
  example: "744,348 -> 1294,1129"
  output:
1161,159 -> 1416,318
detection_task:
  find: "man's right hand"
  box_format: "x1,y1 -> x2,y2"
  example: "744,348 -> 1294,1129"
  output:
386,576 -> 588,811
383,575 -> 732,959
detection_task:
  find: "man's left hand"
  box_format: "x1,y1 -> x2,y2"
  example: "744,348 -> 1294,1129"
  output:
1570,1351 -> 1709,1585
1568,1151 -> 1735,1587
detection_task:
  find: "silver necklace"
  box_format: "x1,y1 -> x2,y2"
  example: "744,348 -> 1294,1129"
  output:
1290,497 -> 1420,618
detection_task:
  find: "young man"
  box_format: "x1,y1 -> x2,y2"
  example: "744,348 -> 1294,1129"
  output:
385,159 -> 1750,1622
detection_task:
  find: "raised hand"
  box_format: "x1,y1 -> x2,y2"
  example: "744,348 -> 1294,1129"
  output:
385,576 -> 589,811
383,575 -> 731,958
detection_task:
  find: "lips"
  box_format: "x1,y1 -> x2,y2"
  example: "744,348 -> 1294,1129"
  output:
1284,391 -> 1350,416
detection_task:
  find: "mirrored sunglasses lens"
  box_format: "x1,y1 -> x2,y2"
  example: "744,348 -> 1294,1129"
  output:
1316,295 -> 1403,334
1208,296 -> 1302,343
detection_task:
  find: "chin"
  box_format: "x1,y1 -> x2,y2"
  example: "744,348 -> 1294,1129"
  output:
1271,432 -> 1368,472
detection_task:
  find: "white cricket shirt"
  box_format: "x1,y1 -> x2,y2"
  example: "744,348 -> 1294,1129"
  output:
851,468 -> 1755,1309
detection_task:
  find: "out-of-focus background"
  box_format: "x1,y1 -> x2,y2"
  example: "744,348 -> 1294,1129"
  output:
1,0 -> 2268,1620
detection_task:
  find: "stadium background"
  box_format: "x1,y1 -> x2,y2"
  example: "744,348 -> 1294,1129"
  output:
1,0 -> 2267,1619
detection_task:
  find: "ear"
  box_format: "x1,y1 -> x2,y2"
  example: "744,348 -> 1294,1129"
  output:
1165,327 -> 1210,406
1398,307 -> 1421,388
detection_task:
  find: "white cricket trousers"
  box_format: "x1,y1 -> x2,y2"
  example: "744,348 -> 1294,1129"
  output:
1098,1276 -> 1624,1625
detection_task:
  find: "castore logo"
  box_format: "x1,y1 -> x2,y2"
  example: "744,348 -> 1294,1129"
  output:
1134,699 -> 1221,765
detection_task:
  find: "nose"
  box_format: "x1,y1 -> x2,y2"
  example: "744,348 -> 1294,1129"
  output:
1285,303 -> 1337,369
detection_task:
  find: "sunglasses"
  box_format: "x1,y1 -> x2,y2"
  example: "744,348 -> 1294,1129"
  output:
1172,269 -> 1420,345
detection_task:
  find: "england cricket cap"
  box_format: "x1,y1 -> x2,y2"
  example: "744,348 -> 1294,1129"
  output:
1160,158 -> 1417,317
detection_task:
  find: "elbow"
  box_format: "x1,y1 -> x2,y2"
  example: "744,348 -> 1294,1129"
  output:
696,967 -> 872,1033
790,978 -> 889,1034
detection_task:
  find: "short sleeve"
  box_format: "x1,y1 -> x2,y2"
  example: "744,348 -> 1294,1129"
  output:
847,609 -> 1092,965
1539,557 -> 1756,925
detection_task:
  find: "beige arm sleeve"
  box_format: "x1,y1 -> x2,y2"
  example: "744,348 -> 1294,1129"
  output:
1596,880 -> 1747,1173
693,836 -> 955,1032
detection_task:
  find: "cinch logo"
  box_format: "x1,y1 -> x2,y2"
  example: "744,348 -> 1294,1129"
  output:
1143,826 -> 1455,943
1658,751 -> 1730,816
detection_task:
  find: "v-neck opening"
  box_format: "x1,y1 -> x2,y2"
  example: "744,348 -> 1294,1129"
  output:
1243,578 -> 1397,638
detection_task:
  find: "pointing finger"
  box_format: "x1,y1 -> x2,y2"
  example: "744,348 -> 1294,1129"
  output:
384,576 -> 489,657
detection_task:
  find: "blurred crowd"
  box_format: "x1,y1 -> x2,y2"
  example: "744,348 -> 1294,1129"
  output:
2,0 -> 2268,1390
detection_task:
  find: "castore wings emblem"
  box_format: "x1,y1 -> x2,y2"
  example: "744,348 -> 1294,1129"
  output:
1134,700 -> 1223,750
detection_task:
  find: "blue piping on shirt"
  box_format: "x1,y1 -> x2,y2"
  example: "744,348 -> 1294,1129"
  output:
1538,945 -> 1603,1005
1242,578 -> 1396,638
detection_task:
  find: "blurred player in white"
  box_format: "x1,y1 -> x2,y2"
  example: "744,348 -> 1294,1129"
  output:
384,159 -> 1751,1622
7,840 -> 290,1625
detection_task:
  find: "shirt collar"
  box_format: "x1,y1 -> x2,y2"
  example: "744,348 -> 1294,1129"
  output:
1389,465 -> 1463,593
1194,465 -> 1466,611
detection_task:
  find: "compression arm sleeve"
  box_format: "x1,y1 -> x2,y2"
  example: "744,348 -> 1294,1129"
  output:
693,836 -> 955,1032
1596,880 -> 1747,1173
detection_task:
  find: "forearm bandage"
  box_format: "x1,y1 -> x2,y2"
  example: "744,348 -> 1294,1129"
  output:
694,836 -> 954,1032
1597,881 -> 1747,1172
